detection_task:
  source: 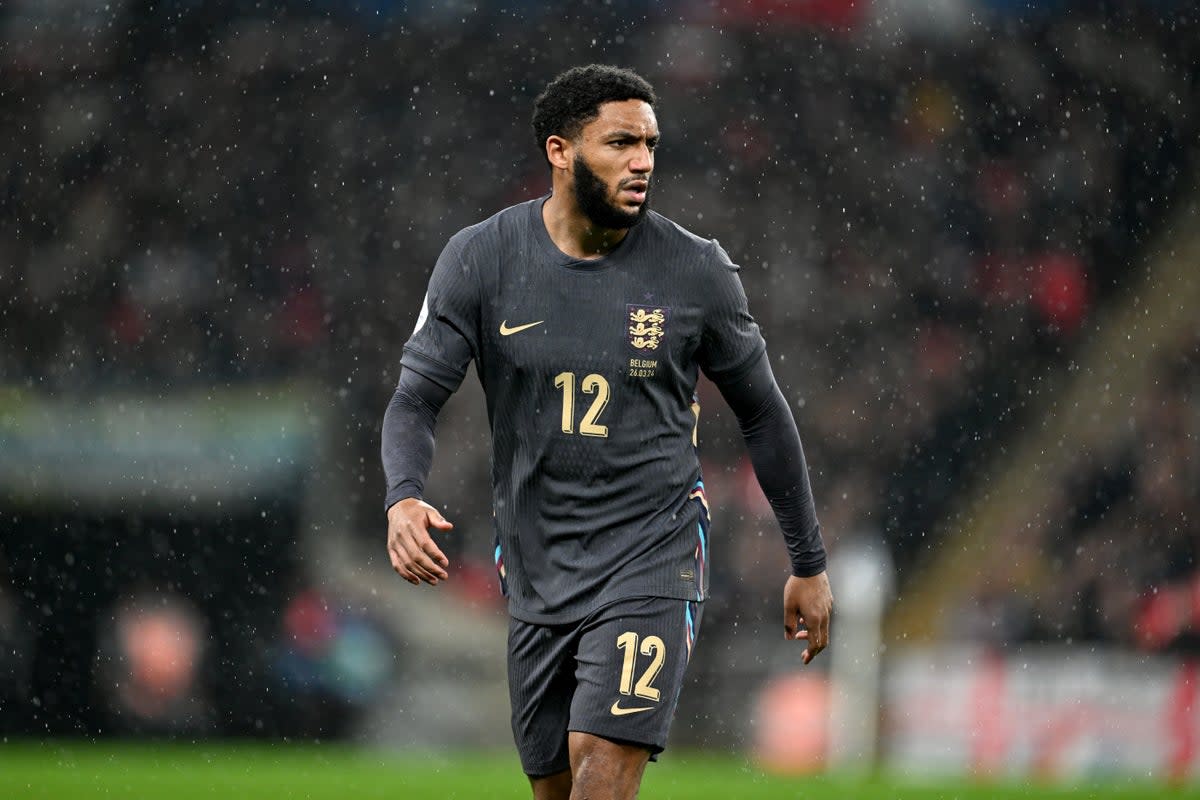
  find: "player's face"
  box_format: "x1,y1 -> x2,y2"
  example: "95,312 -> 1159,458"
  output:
570,99 -> 658,229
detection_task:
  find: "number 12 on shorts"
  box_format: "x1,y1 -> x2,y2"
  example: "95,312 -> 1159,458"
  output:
616,631 -> 665,701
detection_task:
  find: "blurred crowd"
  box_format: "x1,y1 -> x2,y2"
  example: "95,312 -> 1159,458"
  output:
1,0 -> 1197,661
950,327 -> 1200,650
1068,330 -> 1200,652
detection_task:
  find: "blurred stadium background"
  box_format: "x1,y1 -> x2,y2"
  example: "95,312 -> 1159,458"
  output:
1,0 -> 1198,796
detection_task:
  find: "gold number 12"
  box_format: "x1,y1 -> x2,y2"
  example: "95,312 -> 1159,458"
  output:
616,631 -> 666,701
553,372 -> 610,437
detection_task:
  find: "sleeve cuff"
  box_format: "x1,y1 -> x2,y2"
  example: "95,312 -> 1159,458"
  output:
703,340 -> 767,385
400,347 -> 467,393
791,555 -> 827,578
385,485 -> 423,513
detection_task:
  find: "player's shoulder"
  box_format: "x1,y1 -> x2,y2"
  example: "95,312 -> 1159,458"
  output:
444,198 -> 539,259
448,197 -> 523,245
642,210 -> 737,273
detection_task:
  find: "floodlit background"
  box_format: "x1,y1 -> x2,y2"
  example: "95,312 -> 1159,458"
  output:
1,0 -> 1197,791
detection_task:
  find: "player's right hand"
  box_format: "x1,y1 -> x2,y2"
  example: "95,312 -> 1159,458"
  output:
386,498 -> 453,586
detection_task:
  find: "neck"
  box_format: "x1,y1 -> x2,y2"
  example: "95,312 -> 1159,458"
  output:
542,189 -> 629,260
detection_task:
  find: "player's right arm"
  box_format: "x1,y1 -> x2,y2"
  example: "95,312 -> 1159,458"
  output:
382,368 -> 455,585
381,228 -> 482,585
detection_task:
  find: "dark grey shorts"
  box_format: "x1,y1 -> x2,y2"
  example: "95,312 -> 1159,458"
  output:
507,595 -> 704,777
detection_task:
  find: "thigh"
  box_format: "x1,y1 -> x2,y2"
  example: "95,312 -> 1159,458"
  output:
568,597 -> 704,756
528,768 -> 571,800
508,616 -> 578,777
568,731 -> 650,799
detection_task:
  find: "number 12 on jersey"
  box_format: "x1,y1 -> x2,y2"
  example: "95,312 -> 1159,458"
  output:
553,371 -> 610,437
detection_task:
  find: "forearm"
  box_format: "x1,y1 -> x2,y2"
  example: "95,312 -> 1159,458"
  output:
715,355 -> 826,577
381,367 -> 452,511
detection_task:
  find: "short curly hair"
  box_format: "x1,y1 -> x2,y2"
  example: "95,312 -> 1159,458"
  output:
531,65 -> 657,164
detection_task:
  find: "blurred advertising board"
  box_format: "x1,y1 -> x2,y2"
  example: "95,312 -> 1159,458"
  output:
0,384 -> 320,509
883,645 -> 1196,780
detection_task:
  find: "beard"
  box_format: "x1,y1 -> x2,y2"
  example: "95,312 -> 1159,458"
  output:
572,153 -> 649,230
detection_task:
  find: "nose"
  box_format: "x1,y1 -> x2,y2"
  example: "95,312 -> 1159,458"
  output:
630,143 -> 653,174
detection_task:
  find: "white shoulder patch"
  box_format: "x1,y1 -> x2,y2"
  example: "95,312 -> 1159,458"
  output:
412,293 -> 430,336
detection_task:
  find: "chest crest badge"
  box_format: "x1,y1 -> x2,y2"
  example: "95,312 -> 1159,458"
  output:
627,305 -> 670,351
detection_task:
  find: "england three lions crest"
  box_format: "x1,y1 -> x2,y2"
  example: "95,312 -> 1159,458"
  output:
627,305 -> 670,351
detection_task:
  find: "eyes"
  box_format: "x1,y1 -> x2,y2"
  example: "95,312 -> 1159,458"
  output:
609,137 -> 659,151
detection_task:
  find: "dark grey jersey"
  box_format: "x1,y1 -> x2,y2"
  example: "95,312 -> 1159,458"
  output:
402,196 -> 766,623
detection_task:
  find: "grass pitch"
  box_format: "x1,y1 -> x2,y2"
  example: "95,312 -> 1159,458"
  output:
0,741 -> 1192,799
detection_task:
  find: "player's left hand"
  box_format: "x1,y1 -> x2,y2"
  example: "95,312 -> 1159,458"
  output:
783,571 -> 832,665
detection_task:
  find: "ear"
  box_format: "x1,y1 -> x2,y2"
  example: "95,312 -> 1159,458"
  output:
545,135 -> 571,171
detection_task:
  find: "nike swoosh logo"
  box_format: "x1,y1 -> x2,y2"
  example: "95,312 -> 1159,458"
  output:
610,700 -> 655,716
499,320 -> 544,336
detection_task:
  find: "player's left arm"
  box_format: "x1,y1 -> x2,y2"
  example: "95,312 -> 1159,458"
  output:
696,238 -> 831,663
711,353 -> 832,664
